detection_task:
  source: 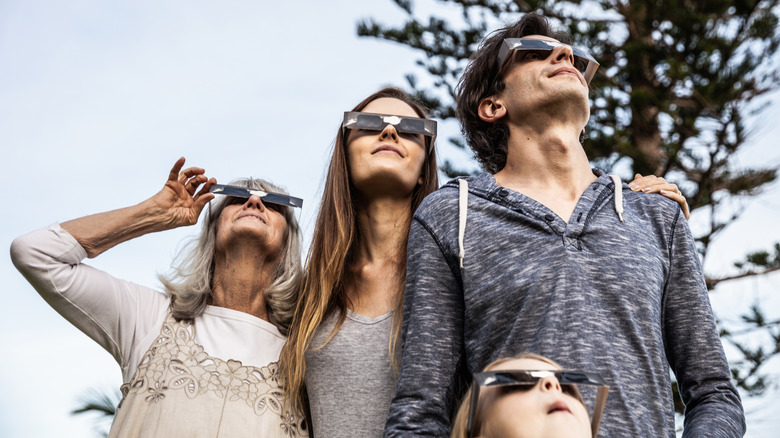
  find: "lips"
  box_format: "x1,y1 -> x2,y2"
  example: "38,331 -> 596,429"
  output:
372,144 -> 404,157
547,400 -> 572,415
550,67 -> 581,80
236,212 -> 266,224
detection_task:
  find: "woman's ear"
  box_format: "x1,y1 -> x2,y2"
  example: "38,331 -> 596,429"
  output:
478,96 -> 506,123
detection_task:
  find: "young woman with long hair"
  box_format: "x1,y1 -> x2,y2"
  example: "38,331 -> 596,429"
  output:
281,87 -> 439,437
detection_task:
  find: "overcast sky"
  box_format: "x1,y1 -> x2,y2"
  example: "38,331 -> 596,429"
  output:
1,1 -> 778,437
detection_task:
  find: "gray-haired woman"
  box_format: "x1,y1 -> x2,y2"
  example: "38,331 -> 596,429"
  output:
11,158 -> 308,437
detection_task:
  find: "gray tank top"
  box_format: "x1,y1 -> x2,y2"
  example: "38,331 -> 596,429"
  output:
305,309 -> 397,438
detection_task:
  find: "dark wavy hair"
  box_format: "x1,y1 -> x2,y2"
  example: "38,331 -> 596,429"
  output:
455,13 -> 572,174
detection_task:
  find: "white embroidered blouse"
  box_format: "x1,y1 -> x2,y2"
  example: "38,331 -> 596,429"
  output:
11,224 -> 307,437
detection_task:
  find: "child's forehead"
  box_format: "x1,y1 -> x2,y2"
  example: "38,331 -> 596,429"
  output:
490,358 -> 558,372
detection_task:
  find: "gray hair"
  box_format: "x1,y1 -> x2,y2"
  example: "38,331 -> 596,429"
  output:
158,178 -> 303,335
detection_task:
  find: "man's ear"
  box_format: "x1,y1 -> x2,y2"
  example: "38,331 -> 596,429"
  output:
478,96 -> 506,123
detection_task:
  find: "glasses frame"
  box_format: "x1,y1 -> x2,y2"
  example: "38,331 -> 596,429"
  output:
497,38 -> 600,84
209,184 -> 303,209
342,111 -> 437,152
466,369 -> 609,438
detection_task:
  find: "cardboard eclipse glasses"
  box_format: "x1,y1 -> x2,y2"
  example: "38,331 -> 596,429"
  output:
498,38 -> 600,83
342,112 -> 437,150
467,369 -> 609,438
209,184 -> 303,209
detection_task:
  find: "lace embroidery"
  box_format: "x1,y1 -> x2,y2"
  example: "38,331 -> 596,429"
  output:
119,314 -> 306,436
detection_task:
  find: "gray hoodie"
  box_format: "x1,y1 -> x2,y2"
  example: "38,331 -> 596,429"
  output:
385,171 -> 744,437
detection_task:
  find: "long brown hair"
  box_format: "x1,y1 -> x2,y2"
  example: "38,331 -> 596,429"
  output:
280,87 -> 439,414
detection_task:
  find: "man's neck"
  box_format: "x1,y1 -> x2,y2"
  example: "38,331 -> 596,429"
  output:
494,123 -> 596,222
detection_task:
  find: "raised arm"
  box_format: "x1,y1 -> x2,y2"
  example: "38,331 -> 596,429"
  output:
629,173 -> 691,220
10,157 -> 214,373
62,157 -> 215,257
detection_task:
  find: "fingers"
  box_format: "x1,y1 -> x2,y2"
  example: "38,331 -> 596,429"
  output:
630,173 -> 690,220
168,157 -> 207,189
170,157 -> 209,196
164,158 -> 214,205
629,174 -> 680,195
168,157 -> 186,182
660,190 -> 691,220
180,174 -> 205,195
194,178 -> 217,206
635,182 -> 679,194
178,166 -> 207,184
629,174 -> 666,191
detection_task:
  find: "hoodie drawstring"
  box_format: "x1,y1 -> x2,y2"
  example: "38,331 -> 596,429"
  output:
458,175 -> 622,269
609,174 -> 624,222
458,179 -> 468,268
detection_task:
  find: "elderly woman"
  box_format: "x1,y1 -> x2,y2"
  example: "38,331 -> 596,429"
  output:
10,158 -> 307,437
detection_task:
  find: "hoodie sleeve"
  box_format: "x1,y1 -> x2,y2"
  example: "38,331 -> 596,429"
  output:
662,213 -> 746,437
384,214 -> 466,437
10,224 -> 168,371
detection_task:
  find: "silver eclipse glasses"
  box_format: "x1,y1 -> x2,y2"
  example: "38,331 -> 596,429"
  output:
467,369 -> 609,438
498,38 -> 600,83
342,111 -> 437,150
209,184 -> 303,209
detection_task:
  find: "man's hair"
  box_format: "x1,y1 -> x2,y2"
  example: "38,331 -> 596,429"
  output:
159,177 -> 302,334
455,13 -> 572,174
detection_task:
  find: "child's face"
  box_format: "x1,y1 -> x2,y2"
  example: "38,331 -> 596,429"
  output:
479,358 -> 591,438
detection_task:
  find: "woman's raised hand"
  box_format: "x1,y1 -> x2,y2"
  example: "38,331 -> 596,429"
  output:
629,174 -> 691,220
60,157 -> 215,258
150,157 -> 216,228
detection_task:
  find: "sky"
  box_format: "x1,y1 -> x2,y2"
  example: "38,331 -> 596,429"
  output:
1,1 -> 778,437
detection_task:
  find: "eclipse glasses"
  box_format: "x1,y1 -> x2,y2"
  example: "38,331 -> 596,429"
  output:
467,369 -> 609,438
498,38 -> 600,83
342,112 -> 437,149
209,184 -> 303,209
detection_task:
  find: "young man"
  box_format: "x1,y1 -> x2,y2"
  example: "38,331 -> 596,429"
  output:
385,13 -> 745,437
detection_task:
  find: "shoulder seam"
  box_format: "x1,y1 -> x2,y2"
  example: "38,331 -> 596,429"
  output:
412,216 -> 463,287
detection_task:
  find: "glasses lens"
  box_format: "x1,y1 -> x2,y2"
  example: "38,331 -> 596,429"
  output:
524,49 -> 551,61
562,383 -> 584,402
266,203 -> 287,213
225,196 -> 245,206
356,114 -> 384,130
572,55 -> 589,73
496,383 -> 534,397
398,117 -> 426,135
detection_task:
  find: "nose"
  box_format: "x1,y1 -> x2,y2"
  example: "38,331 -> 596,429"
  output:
552,45 -> 576,66
379,123 -> 399,141
539,375 -> 562,393
243,194 -> 266,212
